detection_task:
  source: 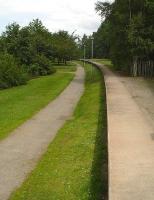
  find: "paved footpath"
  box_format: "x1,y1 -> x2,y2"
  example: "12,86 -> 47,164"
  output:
0,65 -> 85,200
91,61 -> 154,200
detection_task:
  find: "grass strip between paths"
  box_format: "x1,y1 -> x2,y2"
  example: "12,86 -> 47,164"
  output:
0,65 -> 75,140
9,62 -> 108,200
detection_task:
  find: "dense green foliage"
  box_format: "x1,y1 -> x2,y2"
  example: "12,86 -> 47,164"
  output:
0,19 -> 80,88
0,65 -> 75,140
9,63 -> 108,200
82,0 -> 154,73
52,31 -> 80,64
0,53 -> 28,89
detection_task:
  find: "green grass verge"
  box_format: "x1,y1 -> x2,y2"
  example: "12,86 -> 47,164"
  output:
0,66 -> 75,140
92,59 -> 113,70
53,62 -> 77,73
9,62 -> 108,200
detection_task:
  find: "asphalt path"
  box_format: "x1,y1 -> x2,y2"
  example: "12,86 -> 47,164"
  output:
0,65 -> 85,200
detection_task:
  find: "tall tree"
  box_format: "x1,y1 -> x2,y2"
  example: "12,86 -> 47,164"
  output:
52,31 -> 79,64
95,0 -> 154,72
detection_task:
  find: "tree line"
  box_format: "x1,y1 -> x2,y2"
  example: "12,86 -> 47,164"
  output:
82,0 -> 154,76
0,19 -> 81,89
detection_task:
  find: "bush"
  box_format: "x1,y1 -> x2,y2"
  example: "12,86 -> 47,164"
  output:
0,53 -> 28,89
32,54 -> 56,76
27,63 -> 41,77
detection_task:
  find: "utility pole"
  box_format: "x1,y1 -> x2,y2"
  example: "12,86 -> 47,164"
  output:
129,0 -> 132,22
84,44 -> 86,66
91,37 -> 94,59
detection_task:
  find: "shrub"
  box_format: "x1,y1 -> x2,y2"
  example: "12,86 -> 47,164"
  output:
32,54 -> 56,76
27,63 -> 41,77
0,53 -> 28,89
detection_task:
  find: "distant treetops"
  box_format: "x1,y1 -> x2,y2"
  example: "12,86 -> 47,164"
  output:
0,19 -> 81,89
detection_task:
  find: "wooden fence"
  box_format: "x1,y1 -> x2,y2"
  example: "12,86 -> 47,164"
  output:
131,59 -> 154,78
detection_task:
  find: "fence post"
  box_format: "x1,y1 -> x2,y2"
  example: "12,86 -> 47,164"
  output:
132,56 -> 138,77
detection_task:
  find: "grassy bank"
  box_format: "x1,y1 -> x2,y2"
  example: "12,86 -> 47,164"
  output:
9,62 -> 108,200
0,65 -> 75,140
92,59 -> 113,69
53,62 -> 77,73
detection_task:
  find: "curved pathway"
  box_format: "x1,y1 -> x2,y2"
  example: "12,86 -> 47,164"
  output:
0,65 -> 85,200
90,61 -> 154,200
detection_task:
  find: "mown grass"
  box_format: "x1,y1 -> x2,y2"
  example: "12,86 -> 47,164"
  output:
92,59 -> 113,70
0,65 -> 75,140
9,62 -> 108,200
53,62 -> 77,73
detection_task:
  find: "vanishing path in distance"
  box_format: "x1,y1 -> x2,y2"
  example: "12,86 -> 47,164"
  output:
90,61 -> 154,200
0,65 -> 85,200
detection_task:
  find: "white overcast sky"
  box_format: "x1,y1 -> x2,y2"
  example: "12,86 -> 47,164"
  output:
0,0 -> 102,36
